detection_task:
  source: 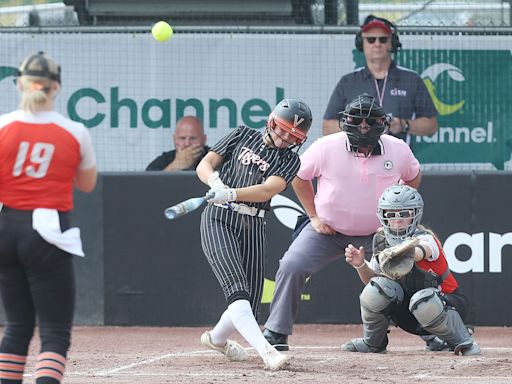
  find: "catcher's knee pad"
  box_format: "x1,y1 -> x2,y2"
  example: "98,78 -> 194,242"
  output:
360,277 -> 404,314
409,288 -> 445,327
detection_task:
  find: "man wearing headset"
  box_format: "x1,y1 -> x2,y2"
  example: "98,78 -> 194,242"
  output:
322,15 -> 438,148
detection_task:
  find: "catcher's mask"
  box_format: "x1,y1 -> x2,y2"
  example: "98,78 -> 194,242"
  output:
339,94 -> 389,153
266,98 -> 312,149
377,185 -> 424,246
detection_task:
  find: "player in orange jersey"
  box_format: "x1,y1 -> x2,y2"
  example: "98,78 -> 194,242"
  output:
0,52 -> 97,384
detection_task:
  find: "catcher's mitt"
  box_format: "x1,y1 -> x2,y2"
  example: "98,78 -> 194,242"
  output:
378,237 -> 419,280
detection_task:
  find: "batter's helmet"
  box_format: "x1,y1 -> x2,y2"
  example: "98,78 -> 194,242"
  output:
267,99 -> 312,145
339,94 -> 389,149
377,185 -> 424,246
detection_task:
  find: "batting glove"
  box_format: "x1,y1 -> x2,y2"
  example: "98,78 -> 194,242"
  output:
207,171 -> 226,190
206,188 -> 237,204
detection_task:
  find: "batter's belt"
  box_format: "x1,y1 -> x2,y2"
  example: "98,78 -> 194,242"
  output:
214,203 -> 266,218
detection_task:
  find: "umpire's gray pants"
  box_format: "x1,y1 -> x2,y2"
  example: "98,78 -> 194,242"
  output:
264,223 -> 373,335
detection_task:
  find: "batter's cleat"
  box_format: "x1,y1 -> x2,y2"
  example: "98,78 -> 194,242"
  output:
200,331 -> 248,361
341,337 -> 387,354
262,344 -> 290,371
262,329 -> 289,351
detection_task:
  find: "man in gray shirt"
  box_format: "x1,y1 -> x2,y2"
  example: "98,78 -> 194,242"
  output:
322,15 -> 438,148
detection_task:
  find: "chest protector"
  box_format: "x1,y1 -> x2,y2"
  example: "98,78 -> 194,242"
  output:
373,230 -> 449,296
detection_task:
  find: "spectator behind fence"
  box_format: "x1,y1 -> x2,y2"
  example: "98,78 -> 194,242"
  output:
146,115 -> 209,171
322,15 -> 438,148
0,52 -> 97,384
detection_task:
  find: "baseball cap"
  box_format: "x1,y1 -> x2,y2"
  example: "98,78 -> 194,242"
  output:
361,18 -> 392,34
18,52 -> 61,84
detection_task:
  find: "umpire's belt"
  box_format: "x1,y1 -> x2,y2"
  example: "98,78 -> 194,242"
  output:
214,203 -> 266,218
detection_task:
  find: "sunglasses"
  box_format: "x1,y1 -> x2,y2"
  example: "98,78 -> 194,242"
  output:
347,116 -> 382,126
384,210 -> 413,219
364,36 -> 389,44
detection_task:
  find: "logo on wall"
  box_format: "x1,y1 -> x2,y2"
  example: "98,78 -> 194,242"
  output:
0,66 -> 19,85
421,63 -> 465,116
270,194 -> 304,229
401,49 -> 512,170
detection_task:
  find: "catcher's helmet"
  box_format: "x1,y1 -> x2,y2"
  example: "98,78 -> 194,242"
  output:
377,185 -> 424,246
339,94 -> 389,150
267,99 -> 312,146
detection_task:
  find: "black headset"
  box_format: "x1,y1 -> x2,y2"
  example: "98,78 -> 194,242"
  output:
355,15 -> 402,54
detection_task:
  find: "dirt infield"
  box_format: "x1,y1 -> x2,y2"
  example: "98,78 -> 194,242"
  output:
9,324 -> 512,383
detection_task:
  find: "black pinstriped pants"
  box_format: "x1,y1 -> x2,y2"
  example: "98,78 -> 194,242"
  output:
200,204 -> 266,315
0,208 -> 75,358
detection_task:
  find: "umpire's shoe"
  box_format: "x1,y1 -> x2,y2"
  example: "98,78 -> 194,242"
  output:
263,329 -> 289,351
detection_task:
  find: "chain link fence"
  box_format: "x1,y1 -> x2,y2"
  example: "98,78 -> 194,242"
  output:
0,1 -> 510,28
0,1 -> 511,171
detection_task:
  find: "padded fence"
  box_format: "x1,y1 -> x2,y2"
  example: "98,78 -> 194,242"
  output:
1,172 -> 508,326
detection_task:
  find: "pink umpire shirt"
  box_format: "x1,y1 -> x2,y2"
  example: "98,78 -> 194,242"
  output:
297,132 -> 420,236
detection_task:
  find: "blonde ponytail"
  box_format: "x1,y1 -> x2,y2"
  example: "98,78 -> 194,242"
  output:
17,52 -> 61,114
18,76 -> 54,113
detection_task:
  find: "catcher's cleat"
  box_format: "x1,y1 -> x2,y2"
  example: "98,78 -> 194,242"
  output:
454,341 -> 481,356
263,329 -> 289,351
262,344 -> 290,371
200,331 -> 248,361
425,336 -> 452,352
341,338 -> 387,354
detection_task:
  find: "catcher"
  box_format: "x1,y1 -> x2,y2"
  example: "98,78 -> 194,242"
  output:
343,185 -> 480,356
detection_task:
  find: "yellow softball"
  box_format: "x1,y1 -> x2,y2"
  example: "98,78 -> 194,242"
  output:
151,21 -> 173,43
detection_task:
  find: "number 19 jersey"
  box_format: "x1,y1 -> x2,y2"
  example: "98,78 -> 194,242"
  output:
0,110 -> 96,211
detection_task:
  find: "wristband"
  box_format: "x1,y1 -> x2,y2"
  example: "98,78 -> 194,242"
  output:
354,260 -> 367,269
401,119 -> 410,134
416,244 -> 427,260
227,188 -> 237,202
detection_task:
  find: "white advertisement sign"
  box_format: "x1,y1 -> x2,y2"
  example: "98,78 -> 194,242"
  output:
0,33 -> 509,171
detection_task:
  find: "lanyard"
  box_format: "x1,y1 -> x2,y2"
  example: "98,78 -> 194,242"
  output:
374,73 -> 388,107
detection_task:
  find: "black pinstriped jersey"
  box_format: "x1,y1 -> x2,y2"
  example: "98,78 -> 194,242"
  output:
211,125 -> 301,211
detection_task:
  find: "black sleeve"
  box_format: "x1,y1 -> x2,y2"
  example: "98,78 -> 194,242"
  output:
269,152 -> 301,185
145,152 -> 174,171
211,126 -> 245,157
